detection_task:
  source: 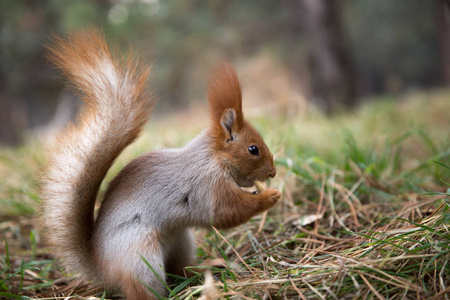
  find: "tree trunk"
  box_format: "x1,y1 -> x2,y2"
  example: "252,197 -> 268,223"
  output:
0,77 -> 22,146
435,0 -> 450,85
301,0 -> 356,114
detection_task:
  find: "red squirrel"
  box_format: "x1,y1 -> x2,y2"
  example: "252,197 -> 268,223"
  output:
40,29 -> 281,299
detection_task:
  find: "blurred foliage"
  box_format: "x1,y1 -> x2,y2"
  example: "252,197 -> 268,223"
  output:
0,0 -> 444,144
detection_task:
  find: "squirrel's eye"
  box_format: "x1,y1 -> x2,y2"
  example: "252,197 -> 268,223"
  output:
248,145 -> 259,156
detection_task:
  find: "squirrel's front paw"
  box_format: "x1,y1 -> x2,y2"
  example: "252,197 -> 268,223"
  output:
260,188 -> 281,209
266,188 -> 281,203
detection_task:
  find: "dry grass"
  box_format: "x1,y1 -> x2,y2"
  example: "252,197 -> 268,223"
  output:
1,89 -> 449,299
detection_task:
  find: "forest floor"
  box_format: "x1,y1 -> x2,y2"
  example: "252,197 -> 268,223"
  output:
1,89 -> 449,299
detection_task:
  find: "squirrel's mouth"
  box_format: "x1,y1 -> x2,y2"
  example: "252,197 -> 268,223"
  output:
238,179 -> 255,188
237,176 -> 268,188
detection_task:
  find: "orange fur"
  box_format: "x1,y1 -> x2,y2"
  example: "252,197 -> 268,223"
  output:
40,28 -> 155,295
206,64 -> 279,228
208,63 -> 244,149
122,274 -> 155,300
212,177 -> 281,230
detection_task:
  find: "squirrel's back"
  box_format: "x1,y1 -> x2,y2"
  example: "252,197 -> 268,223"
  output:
40,29 -> 155,278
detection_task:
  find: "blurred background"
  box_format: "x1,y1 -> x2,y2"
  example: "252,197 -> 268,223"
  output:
0,0 -> 449,146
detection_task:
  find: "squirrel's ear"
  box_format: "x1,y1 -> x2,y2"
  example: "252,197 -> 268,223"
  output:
220,108 -> 237,142
208,63 -> 244,141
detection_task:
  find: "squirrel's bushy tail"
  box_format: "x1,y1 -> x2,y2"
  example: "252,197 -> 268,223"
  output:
40,29 -> 154,278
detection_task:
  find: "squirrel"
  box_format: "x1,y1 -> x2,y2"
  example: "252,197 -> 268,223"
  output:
40,29 -> 281,299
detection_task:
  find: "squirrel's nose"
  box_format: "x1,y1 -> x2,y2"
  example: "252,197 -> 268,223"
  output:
269,167 -> 276,178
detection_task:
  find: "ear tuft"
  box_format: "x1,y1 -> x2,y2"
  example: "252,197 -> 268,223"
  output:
208,63 -> 244,133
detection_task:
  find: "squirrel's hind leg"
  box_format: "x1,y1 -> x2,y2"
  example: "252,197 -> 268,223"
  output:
121,272 -> 159,300
165,229 -> 196,277
98,230 -> 168,299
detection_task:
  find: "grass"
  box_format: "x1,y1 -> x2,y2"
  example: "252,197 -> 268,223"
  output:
0,89 -> 449,299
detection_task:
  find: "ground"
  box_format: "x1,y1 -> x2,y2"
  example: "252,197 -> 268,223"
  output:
1,90 -> 449,299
